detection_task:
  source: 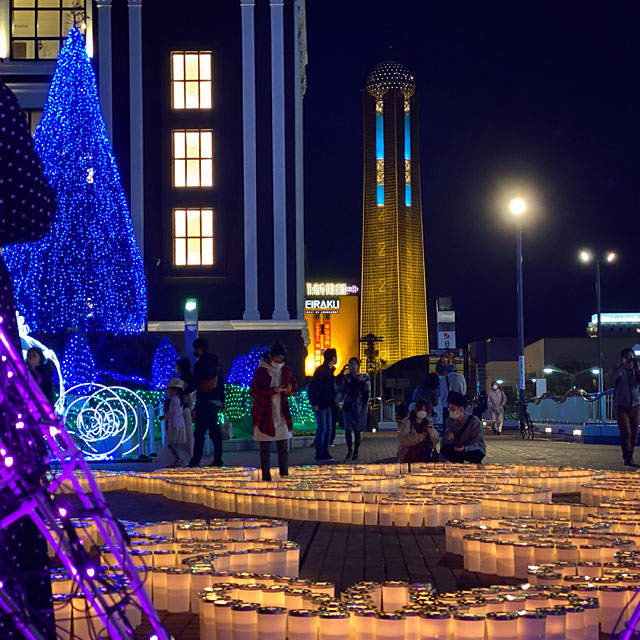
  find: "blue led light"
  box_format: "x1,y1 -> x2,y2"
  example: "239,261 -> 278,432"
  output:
405,185 -> 412,206
226,345 -> 270,387
151,337 -> 178,390
375,113 -> 384,159
62,334 -> 97,389
3,28 -> 146,335
377,184 -> 384,206
404,113 -> 410,160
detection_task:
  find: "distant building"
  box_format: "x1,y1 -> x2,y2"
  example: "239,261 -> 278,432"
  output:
360,60 -> 429,367
468,338 -> 518,397
586,313 -> 640,338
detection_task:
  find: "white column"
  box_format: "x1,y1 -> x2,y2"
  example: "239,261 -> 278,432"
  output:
241,0 -> 259,320
0,0 -> 11,60
270,0 -> 289,320
127,0 -> 144,254
293,0 -> 307,321
95,0 -> 113,141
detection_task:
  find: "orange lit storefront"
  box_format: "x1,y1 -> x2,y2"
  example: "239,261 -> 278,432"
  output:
304,283 -> 360,377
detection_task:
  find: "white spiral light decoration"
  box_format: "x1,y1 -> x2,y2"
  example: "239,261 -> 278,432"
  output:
63,383 -> 150,460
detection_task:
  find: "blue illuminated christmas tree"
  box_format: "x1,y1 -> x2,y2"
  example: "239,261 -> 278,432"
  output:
151,337 -> 178,390
62,334 -> 97,389
3,27 -> 146,335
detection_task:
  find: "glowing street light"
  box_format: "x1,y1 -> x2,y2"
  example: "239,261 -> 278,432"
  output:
578,249 -> 618,423
509,198 -> 527,216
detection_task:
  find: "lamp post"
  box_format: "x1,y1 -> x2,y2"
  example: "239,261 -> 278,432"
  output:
509,197 -> 527,436
579,249 -> 617,422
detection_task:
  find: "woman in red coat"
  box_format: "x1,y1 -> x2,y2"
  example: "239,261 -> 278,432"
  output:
250,343 -> 297,481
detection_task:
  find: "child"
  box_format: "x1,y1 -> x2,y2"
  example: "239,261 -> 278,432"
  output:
160,377 -> 186,467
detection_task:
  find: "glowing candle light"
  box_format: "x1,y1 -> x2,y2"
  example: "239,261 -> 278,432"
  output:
287,609 -> 319,640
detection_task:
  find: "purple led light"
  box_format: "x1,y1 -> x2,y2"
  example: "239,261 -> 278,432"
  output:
4,457 -> 14,468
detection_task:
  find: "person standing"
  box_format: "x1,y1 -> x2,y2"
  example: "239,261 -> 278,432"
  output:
440,392 -> 486,464
336,357 -> 371,461
435,355 -> 448,376
26,347 -> 55,407
176,356 -> 194,457
187,338 -> 225,468
159,378 -> 187,467
410,372 -> 440,412
487,382 -> 507,434
0,79 -> 56,639
610,347 -> 640,467
308,348 -> 338,462
250,343 -> 297,481
446,363 -> 467,396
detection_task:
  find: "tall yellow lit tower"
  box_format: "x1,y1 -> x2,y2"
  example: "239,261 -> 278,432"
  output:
361,61 -> 429,367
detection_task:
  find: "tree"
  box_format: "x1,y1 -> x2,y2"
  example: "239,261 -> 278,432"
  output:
3,27 -> 146,335
62,333 -> 96,389
151,337 -> 178,391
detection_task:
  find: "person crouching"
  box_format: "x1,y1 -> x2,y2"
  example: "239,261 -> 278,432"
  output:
440,392 -> 486,464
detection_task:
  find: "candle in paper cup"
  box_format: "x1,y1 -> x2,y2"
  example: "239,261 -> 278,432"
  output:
516,610 -> 546,640
257,606 -> 287,640
419,609 -> 452,640
486,611 -> 518,640
287,609 -> 319,640
232,602 -> 260,640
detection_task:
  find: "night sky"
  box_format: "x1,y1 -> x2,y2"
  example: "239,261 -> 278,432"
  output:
303,1 -> 640,347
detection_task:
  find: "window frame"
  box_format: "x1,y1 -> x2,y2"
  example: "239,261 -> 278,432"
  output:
10,0 -> 87,61
172,207 -> 215,267
171,129 -> 214,189
170,50 -> 213,110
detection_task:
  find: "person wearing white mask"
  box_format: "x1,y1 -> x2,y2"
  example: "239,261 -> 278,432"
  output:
487,381 -> 507,434
397,400 -> 439,464
441,392 -> 486,463
250,343 -> 297,481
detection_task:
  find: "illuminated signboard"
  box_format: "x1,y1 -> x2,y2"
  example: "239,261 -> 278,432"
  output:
590,313 -> 640,325
305,299 -> 340,314
306,282 -> 359,297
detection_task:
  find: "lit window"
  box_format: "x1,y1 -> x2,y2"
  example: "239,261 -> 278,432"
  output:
173,208 -> 214,266
10,0 -> 87,60
171,51 -> 212,110
172,130 -> 213,188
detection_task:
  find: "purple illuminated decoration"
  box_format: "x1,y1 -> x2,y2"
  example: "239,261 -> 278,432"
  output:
0,316 -> 169,639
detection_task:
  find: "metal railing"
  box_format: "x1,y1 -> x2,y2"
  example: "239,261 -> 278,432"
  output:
527,390 -> 616,425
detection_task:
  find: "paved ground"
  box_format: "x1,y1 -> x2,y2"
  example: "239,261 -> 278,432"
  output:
179,430 -> 634,471
110,432 -> 635,639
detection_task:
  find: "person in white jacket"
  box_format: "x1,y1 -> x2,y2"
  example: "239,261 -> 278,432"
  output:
160,377 -> 187,467
487,382 -> 507,434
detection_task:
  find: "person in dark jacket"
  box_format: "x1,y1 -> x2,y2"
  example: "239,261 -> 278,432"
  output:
308,348 -> 337,462
336,356 -> 371,461
440,392 -> 486,464
0,79 -> 56,639
610,347 -> 640,467
187,337 -> 225,467
410,372 -> 440,412
26,346 -> 55,407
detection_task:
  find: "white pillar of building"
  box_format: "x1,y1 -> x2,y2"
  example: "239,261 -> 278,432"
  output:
95,0 -> 113,142
241,0 -> 260,320
127,0 -> 144,254
293,0 -> 307,321
270,0 -> 289,320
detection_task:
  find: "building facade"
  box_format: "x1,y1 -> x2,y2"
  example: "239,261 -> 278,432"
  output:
360,60 -> 429,368
0,0 -> 309,375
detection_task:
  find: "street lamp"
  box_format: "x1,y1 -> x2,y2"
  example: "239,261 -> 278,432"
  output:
579,249 -> 618,422
509,197 -> 527,436
543,365 -> 599,389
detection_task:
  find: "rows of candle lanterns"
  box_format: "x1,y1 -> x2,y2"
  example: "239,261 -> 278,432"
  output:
69,464 -> 607,528
52,462 -> 640,638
